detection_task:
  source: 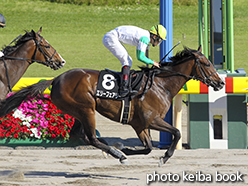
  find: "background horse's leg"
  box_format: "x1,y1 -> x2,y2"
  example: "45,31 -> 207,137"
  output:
0,82 -> 9,100
114,128 -> 153,155
149,117 -> 181,165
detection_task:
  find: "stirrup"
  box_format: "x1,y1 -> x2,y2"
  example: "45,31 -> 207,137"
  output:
119,89 -> 129,97
129,90 -> 138,96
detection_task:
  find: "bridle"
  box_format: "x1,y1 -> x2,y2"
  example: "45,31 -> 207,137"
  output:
32,35 -> 57,66
0,34 -> 59,92
156,53 -> 217,86
2,35 -> 58,67
138,53 -> 218,98
190,54 -> 217,86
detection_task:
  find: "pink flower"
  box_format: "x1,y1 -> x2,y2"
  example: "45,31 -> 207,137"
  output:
42,104 -> 48,108
32,118 -> 39,124
35,113 -> 40,118
40,121 -> 48,129
41,111 -> 46,116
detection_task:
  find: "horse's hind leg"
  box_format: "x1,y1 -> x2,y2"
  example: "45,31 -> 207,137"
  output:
115,128 -> 153,156
77,108 -> 128,164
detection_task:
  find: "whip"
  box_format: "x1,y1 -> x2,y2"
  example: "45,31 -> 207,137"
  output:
159,41 -> 181,64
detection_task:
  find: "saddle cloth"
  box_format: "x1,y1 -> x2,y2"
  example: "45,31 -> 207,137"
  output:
96,69 -> 144,100
96,69 -> 144,124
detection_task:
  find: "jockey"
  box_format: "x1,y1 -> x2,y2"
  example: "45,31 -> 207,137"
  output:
103,24 -> 167,97
0,13 -> 6,28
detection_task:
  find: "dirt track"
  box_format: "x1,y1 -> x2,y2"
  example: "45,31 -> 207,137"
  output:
0,111 -> 248,186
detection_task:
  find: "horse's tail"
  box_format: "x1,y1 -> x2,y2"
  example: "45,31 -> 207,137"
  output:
0,79 -> 54,117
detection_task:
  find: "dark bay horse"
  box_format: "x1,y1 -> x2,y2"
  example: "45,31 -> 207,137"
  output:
0,27 -> 66,100
0,46 -> 224,165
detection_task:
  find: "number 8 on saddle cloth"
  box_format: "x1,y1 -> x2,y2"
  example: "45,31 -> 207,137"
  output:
96,71 -> 119,99
96,69 -> 144,100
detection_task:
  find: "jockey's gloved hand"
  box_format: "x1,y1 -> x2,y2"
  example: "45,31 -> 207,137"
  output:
153,61 -> 160,68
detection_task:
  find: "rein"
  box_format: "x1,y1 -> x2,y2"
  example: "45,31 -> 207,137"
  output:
138,54 -> 217,97
0,35 -> 57,92
158,54 -> 217,84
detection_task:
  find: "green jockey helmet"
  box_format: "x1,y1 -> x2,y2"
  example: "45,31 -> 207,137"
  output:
150,25 -> 167,40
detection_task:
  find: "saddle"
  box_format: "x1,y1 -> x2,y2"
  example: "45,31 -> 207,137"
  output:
96,68 -> 157,124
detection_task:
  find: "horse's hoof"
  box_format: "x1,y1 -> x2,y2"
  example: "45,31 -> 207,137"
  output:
158,157 -> 164,167
119,154 -> 129,165
102,151 -> 109,158
120,158 -> 129,165
113,142 -> 124,150
158,155 -> 170,166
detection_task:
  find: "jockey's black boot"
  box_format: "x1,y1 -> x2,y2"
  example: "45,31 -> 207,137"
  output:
119,66 -> 130,97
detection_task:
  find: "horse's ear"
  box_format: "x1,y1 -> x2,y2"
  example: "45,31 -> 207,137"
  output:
198,45 -> 202,52
37,27 -> 42,35
31,30 -> 36,36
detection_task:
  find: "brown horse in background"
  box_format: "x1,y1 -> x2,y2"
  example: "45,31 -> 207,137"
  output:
0,27 -> 66,100
0,46 -> 224,165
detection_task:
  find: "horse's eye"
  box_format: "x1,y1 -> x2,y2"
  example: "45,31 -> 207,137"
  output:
45,45 -> 50,49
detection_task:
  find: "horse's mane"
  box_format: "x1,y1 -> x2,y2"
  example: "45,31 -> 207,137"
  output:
167,46 -> 197,65
139,46 -> 197,72
2,30 -> 35,56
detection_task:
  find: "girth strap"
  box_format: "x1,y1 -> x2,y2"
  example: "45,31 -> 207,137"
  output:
120,97 -> 131,124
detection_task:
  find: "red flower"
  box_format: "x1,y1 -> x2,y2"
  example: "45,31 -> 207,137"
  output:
6,131 -> 11,137
49,125 -> 55,131
51,134 -> 56,138
62,131 -> 67,137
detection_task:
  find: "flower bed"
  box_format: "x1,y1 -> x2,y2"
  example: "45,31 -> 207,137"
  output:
0,93 -> 75,142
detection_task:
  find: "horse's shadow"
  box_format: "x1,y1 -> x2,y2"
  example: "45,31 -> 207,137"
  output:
25,170 -> 136,180
100,137 -> 160,148
0,170 -> 138,180
70,121 -> 160,148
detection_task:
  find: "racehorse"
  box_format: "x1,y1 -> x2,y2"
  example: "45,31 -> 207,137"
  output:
0,27 -> 66,100
0,46 -> 224,165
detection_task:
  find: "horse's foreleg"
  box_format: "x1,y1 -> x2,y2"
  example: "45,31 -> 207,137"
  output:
149,117 -> 181,165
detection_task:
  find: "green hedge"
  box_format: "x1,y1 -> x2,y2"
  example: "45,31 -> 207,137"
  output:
41,0 -> 198,6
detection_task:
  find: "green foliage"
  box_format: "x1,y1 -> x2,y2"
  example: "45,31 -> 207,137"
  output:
0,0 -> 247,77
41,0 -> 198,6
41,0 -> 159,6
173,0 -> 198,6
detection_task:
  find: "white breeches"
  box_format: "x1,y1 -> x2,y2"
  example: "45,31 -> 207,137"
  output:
103,30 -> 132,67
